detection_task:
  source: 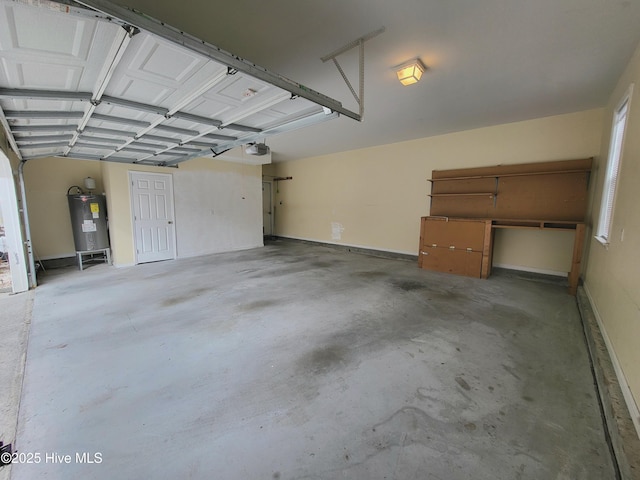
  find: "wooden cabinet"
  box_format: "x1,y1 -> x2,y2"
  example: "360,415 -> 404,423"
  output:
419,159 -> 592,295
418,217 -> 492,279
429,158 -> 592,221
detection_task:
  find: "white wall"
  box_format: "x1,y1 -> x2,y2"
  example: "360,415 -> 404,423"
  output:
102,157 -> 263,266
173,159 -> 263,258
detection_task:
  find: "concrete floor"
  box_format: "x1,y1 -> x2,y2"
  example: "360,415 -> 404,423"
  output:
0,289 -> 33,480
10,240 -> 615,479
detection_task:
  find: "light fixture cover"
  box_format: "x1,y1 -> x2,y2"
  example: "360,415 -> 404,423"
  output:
396,59 -> 425,86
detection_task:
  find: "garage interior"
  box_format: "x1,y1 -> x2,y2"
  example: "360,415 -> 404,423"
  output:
1,0 -> 640,479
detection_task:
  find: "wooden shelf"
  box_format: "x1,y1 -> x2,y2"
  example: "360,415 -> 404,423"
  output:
428,168 -> 591,182
491,218 -> 584,230
429,159 -> 592,221
492,224 -> 576,231
429,192 -> 495,198
491,219 -> 582,230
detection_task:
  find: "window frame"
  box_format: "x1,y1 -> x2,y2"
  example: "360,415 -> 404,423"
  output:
595,84 -> 634,246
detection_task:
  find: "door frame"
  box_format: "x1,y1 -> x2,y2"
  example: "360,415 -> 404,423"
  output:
262,180 -> 273,237
129,170 -> 177,265
0,150 -> 28,293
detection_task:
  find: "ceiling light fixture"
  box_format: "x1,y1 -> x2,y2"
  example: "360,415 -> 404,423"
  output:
396,58 -> 426,86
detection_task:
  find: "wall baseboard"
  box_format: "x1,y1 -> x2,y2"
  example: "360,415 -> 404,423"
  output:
271,235 -> 418,262
577,286 -> 640,479
113,262 -> 135,268
176,243 -> 264,260
39,256 -> 77,269
492,262 -> 567,277
38,253 -> 75,261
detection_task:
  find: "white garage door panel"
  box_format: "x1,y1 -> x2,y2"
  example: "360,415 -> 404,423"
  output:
0,0 -> 347,165
5,5 -> 92,57
183,96 -> 234,119
127,35 -> 205,84
216,75 -> 272,103
20,62 -> 84,90
0,4 -> 119,95
112,75 -> 175,106
92,103 -> 153,123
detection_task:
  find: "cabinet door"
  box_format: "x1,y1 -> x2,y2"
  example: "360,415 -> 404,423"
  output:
420,247 -> 483,278
421,217 -> 486,251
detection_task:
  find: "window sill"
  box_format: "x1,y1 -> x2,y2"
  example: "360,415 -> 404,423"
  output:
594,235 -> 610,248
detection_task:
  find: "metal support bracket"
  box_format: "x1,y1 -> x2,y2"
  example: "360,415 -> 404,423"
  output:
320,27 -> 385,120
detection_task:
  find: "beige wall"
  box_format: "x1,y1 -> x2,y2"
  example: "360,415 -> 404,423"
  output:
271,109 -> 603,275
584,42 -> 640,430
17,155 -> 262,266
0,127 -> 21,176
23,157 -> 104,259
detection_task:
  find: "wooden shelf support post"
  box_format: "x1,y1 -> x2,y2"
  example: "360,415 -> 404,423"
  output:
568,223 -> 586,295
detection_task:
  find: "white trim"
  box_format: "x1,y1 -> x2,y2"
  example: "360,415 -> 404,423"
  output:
277,234 -> 417,257
492,263 -> 567,277
262,180 -> 274,237
0,150 -> 29,293
593,235 -> 609,248
595,83 -> 634,242
113,262 -> 135,268
583,282 -> 640,438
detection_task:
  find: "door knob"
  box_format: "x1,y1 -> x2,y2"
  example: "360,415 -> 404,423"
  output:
168,221 -> 173,224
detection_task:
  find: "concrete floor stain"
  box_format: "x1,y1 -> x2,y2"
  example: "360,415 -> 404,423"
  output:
238,299 -> 279,311
161,287 -> 209,307
300,345 -> 349,375
455,376 -> 472,391
391,279 -> 425,291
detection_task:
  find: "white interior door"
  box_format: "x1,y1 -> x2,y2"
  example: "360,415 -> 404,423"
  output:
262,182 -> 272,236
130,171 -> 176,264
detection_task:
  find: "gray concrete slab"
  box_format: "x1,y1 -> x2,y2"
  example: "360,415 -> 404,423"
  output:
12,241 -> 615,479
0,290 -> 34,480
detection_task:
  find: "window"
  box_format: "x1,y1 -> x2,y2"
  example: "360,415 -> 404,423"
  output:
595,85 -> 633,245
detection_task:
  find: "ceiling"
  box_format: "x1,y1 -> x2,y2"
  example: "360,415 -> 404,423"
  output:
109,0 -> 640,162
2,0 -> 640,165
